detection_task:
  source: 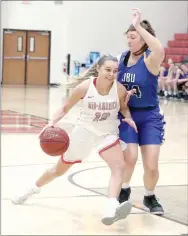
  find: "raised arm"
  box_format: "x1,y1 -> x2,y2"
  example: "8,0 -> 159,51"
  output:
132,9 -> 165,75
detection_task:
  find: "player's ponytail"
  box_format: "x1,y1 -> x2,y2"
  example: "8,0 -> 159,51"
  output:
77,55 -> 118,80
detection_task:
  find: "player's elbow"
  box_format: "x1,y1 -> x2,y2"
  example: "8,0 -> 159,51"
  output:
160,47 -> 165,61
152,40 -> 165,61
61,105 -> 69,115
154,48 -> 164,62
157,44 -> 165,61
63,101 -> 74,114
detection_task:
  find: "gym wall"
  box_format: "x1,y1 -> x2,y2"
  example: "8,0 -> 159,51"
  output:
1,1 -> 188,83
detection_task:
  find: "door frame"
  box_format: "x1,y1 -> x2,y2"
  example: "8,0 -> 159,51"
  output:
2,28 -> 51,85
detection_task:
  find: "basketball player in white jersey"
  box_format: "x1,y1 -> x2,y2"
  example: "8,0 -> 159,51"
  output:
12,55 -> 137,226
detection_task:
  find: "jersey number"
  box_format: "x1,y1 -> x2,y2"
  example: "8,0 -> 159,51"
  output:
93,112 -> 110,122
125,84 -> 142,98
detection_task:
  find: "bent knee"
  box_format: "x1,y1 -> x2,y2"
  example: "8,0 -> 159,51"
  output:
144,165 -> 159,173
124,154 -> 137,167
166,80 -> 172,85
127,156 -> 137,164
123,147 -> 138,167
172,80 -> 178,85
111,162 -> 125,175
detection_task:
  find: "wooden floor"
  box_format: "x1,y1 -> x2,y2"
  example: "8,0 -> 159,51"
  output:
1,85 -> 188,235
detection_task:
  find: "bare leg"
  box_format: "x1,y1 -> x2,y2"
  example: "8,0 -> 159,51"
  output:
141,145 -> 164,215
36,157 -> 73,187
123,143 -> 138,184
100,143 -> 125,198
141,145 -> 160,191
117,143 -> 138,204
100,142 -> 132,225
158,78 -> 162,92
161,77 -> 166,92
171,80 -> 178,95
12,156 -> 74,204
165,78 -> 172,96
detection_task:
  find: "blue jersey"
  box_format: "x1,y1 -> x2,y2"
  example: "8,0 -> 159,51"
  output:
117,49 -> 159,108
180,72 -> 188,79
163,69 -> 168,77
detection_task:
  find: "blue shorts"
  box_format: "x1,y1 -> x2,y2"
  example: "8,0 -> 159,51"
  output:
119,107 -> 166,146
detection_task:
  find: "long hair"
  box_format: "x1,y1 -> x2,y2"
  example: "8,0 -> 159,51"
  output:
79,54 -> 117,79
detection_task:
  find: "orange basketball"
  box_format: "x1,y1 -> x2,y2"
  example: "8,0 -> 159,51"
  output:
39,127 -> 70,156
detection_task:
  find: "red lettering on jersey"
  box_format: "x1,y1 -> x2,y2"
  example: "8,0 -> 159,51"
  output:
88,102 -> 97,110
93,112 -> 110,121
102,103 -> 106,110
89,101 -> 117,110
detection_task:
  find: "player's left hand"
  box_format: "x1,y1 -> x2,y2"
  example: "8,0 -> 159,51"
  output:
132,8 -> 141,28
124,89 -> 136,106
122,118 -> 138,133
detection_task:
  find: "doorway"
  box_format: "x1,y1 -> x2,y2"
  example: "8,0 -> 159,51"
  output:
2,29 -> 51,85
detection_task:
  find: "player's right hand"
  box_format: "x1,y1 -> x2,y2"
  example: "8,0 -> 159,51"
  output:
132,8 -> 141,28
38,122 -> 54,139
122,118 -> 138,133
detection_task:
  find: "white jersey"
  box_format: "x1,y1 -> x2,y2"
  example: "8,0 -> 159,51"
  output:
77,78 -> 121,136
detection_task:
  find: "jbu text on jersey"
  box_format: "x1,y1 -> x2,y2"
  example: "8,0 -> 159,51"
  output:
122,73 -> 136,83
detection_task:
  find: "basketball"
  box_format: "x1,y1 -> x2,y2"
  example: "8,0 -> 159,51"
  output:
39,127 -> 70,156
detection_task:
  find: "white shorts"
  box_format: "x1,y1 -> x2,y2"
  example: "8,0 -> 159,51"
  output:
61,125 -> 127,164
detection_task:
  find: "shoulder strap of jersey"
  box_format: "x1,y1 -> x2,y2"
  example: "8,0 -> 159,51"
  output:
120,50 -> 129,62
111,81 -> 120,106
84,77 -> 95,98
144,49 -> 152,58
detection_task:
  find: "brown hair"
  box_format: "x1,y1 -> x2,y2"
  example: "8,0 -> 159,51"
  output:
97,55 -> 118,68
78,55 -> 118,80
125,20 -> 156,56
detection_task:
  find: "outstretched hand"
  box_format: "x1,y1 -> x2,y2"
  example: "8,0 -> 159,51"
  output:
122,118 -> 138,133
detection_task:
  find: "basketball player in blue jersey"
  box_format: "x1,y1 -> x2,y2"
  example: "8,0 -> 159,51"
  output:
117,8 -> 165,215
81,8 -> 166,216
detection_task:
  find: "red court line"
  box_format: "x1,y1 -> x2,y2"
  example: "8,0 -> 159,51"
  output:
1,127 -> 42,134
1,119 -> 47,125
1,110 -> 47,134
1,115 -> 48,121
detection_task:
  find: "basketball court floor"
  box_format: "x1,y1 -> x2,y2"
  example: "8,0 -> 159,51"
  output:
1,85 -> 188,235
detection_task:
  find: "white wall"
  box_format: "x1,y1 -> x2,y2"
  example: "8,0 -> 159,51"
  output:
65,1 -> 188,68
1,1 -> 188,84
